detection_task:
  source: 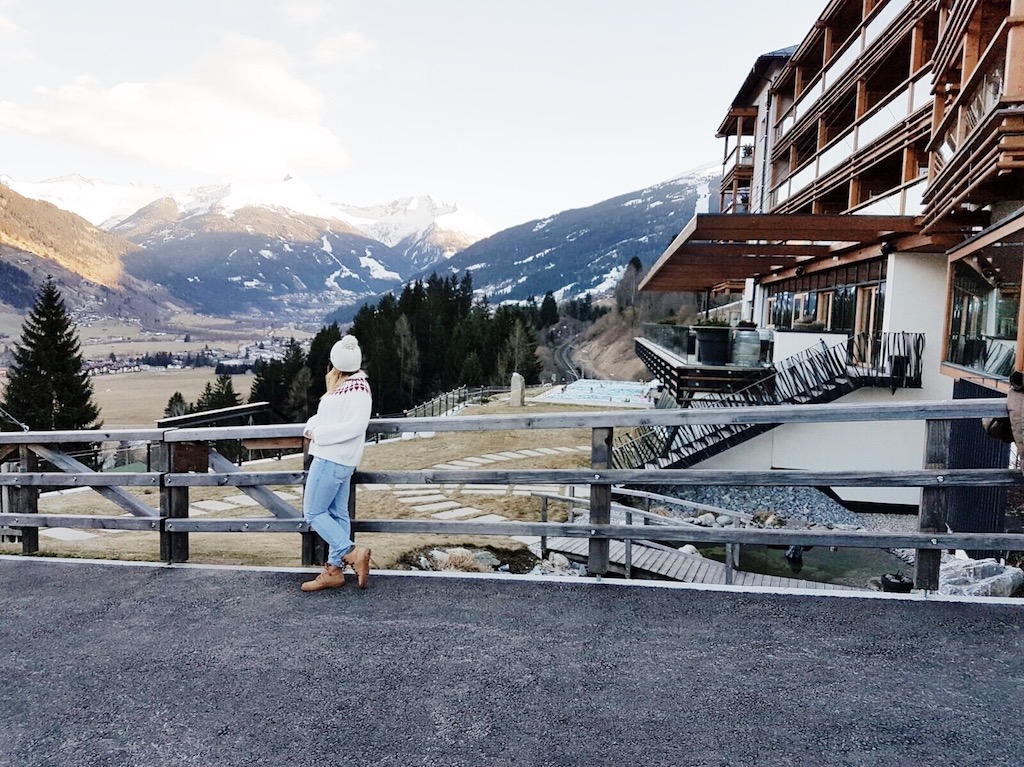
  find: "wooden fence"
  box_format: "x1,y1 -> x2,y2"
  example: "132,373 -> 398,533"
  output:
1,398 -> 1023,591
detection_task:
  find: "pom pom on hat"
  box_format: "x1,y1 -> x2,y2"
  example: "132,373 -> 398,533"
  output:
330,335 -> 362,372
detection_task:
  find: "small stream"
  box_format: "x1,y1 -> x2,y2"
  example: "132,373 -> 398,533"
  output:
700,544 -> 910,588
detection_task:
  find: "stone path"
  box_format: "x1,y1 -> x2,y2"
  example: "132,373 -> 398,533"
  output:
363,444 -> 592,547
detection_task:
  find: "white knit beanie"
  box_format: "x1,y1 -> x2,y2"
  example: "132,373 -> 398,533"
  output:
330,335 -> 362,372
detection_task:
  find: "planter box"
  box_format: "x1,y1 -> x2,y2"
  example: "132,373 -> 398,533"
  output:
695,326 -> 731,366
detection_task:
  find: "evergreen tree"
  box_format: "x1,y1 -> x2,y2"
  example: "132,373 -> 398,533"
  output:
615,256 -> 644,313
248,339 -> 306,415
164,392 -> 189,418
539,291 -> 559,328
395,315 -> 419,408
305,323 -> 342,401
2,279 -> 100,432
284,367 -> 314,422
495,319 -> 543,385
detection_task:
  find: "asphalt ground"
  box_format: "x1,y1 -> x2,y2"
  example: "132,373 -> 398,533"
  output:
2,556 -> 1024,767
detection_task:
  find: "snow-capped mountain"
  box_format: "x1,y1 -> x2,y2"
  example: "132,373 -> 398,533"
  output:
107,181 -> 412,320
0,173 -> 168,229
1,165 -> 720,329
336,196 -> 494,268
3,174 -> 492,272
429,164 -> 719,304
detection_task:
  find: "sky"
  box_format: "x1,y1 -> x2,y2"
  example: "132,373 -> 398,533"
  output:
0,0 -> 827,231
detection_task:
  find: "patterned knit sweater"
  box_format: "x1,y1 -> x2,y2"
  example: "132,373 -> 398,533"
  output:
303,371 -> 372,467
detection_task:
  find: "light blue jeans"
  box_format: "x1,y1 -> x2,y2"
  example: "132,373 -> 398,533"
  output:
303,456 -> 356,567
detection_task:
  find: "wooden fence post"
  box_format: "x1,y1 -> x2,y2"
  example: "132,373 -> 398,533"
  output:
588,426 -> 612,576
16,447 -> 39,555
916,418 -> 950,591
156,441 -> 207,563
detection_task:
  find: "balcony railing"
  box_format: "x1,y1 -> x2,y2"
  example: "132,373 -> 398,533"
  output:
772,71 -> 931,209
619,332 -> 925,471
775,0 -> 913,143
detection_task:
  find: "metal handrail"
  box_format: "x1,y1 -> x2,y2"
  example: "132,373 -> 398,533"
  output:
613,332 -> 926,469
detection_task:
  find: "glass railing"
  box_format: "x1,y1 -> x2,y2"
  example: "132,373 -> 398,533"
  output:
787,160 -> 818,199
963,53 -> 1006,135
910,70 -> 932,112
857,84 -> 912,147
852,188 -> 903,216
818,128 -> 856,174
850,178 -> 926,216
775,0 -> 911,144
903,179 -> 925,215
863,0 -> 908,51
821,33 -> 862,90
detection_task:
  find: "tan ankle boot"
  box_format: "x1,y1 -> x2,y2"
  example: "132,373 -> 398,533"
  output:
301,564 -> 345,592
342,546 -> 371,589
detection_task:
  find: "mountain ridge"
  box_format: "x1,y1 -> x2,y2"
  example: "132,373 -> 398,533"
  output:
1,164 -> 719,329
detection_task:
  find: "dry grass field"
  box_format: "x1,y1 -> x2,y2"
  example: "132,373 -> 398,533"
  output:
2,374 -> 605,570
92,368 -> 257,427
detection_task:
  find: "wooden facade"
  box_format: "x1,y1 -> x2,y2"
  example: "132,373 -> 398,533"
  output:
641,0 -> 1024,391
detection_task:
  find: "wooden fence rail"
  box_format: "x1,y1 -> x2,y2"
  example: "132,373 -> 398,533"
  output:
1,398 -> 1022,592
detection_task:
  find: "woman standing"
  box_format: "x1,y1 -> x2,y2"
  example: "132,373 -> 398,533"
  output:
300,335 -> 373,592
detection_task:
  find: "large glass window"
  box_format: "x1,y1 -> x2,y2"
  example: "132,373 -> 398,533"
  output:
946,252 -> 1021,378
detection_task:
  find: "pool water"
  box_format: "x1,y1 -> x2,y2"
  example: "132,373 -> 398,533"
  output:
535,378 -> 656,407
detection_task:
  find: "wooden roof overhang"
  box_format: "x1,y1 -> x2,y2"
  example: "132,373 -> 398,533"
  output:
639,213 -> 926,292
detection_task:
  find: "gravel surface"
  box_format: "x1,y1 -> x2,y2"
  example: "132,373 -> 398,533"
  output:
4,558 -> 1024,767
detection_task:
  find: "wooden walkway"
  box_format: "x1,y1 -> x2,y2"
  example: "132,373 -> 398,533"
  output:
545,537 -> 857,591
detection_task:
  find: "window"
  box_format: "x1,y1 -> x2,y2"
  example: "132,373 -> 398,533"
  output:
946,251 -> 1021,378
816,291 -> 834,329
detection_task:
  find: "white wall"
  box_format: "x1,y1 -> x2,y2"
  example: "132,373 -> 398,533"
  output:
882,250 -> 952,401
773,330 -> 848,360
699,251 -> 954,509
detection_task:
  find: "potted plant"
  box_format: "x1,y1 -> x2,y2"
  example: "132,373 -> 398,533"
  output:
880,571 -> 914,593
694,317 -> 731,366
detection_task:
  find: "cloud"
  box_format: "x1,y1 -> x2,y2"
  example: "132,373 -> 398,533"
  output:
0,33 -> 348,181
0,10 -> 33,63
277,0 -> 380,67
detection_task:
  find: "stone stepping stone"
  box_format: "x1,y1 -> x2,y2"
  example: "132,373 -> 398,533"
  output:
274,491 -> 299,500
517,449 -> 546,457
465,514 -> 507,523
397,494 -> 448,504
358,484 -> 392,492
191,500 -> 237,512
40,528 -> 97,541
480,453 -> 514,461
535,448 -> 561,455
224,495 -> 260,506
461,486 -> 508,495
555,447 -> 577,453
445,459 -> 484,468
462,456 -> 495,464
531,485 -> 562,494
431,463 -> 464,470
412,501 -> 462,512
496,451 -> 526,459
431,507 -> 483,519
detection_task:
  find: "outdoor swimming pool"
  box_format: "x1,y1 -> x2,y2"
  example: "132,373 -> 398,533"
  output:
534,378 -> 657,408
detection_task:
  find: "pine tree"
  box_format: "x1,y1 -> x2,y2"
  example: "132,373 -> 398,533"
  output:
539,291 -> 559,329
164,392 -> 189,418
284,367 -> 314,422
2,279 -> 100,432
